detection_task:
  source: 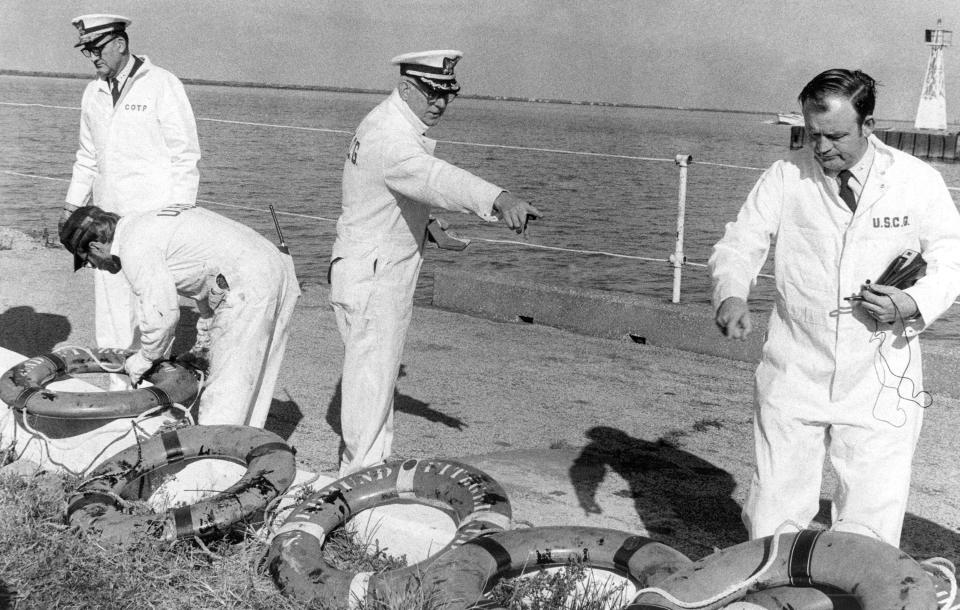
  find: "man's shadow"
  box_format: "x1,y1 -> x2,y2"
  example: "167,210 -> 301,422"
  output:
326,364 -> 467,456
570,425 -> 747,560
0,306 -> 71,356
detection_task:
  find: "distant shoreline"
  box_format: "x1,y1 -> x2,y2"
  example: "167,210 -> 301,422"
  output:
1,68 -> 774,116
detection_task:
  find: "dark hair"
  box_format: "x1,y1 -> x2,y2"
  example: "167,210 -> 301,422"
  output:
59,206 -> 119,255
798,69 -> 877,124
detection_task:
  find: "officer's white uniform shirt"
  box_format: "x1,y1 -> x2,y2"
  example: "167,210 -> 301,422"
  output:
66,55 -> 200,214
331,89 -> 503,477
112,205 -> 300,427
334,89 -> 500,260
709,135 -> 960,545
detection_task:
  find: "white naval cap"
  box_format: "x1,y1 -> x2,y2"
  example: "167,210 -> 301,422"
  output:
391,50 -> 463,93
72,14 -> 131,48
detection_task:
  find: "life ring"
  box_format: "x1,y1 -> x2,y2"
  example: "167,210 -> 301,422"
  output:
424,525 -> 692,609
738,584 -> 860,610
627,529 -> 937,610
66,424 -> 296,541
267,458 -> 513,608
0,346 -> 199,419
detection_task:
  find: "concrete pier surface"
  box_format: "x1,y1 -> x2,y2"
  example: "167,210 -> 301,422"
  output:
1,240 -> 958,564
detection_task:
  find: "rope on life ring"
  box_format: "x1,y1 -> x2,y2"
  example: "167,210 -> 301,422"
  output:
627,529 -> 938,610
0,346 -> 199,419
66,424 -> 296,541
423,525 -> 692,610
266,458 -> 513,608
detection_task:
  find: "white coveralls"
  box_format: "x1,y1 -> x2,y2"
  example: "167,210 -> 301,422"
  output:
112,205 -> 300,427
66,55 -> 200,353
709,136 -> 960,545
331,90 -> 502,476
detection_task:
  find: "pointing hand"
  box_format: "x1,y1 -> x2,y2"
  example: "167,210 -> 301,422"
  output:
493,191 -> 542,234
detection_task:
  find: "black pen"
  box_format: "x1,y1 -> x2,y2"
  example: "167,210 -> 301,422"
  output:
844,281 -> 874,301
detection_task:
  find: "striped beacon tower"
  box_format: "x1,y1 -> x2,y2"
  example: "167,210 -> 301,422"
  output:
915,19 -> 952,131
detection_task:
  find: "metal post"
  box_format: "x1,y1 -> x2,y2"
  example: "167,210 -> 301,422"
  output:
670,154 -> 693,303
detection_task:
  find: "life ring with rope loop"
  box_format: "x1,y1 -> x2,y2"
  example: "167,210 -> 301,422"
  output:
66,424 -> 296,541
423,525 -> 692,609
626,529 -> 938,610
266,458 -> 513,608
0,346 -> 199,419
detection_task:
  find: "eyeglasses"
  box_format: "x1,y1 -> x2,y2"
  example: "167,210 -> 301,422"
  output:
411,82 -> 457,104
80,36 -> 117,58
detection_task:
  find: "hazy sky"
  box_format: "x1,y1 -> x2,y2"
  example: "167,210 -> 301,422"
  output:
2,1 -> 958,120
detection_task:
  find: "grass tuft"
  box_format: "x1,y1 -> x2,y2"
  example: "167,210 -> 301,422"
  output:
0,470 -> 301,609
1,470 -> 631,609
484,558 -> 631,609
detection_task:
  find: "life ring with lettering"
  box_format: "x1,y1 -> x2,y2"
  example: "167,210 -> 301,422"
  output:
267,458 -> 513,608
626,530 -> 937,610
424,525 -> 691,609
66,425 -> 296,541
0,346 -> 199,419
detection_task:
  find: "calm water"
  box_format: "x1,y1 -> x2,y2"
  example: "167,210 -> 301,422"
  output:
3,74 -> 960,342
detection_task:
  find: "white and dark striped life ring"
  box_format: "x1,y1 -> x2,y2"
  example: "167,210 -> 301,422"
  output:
0,346 -> 198,419
627,529 -> 937,610
267,458 -> 513,608
66,425 -> 296,541
424,525 -> 691,609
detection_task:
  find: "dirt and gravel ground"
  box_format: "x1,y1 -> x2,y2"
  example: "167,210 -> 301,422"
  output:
1,228 -> 957,565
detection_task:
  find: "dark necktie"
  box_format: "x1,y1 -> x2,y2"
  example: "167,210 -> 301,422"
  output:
110,78 -> 121,106
838,169 -> 857,212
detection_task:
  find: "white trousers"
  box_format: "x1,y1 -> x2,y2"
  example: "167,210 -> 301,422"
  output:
743,394 -> 923,546
94,269 -> 140,390
330,250 -> 420,477
197,254 -> 300,428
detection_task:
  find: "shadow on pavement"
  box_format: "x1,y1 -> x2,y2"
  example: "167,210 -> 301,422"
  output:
0,305 -> 70,356
265,390 -> 303,441
325,364 -> 469,449
569,425 -> 747,560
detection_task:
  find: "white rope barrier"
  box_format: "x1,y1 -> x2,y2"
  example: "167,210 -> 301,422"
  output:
0,101 -> 765,168
195,197 -> 339,223
198,117 -> 353,136
0,101 -> 78,111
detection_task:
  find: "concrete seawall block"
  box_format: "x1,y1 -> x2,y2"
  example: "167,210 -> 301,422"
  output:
432,269 -> 766,363
432,270 -> 960,399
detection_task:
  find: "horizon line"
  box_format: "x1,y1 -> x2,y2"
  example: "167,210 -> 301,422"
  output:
0,68 -> 921,123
